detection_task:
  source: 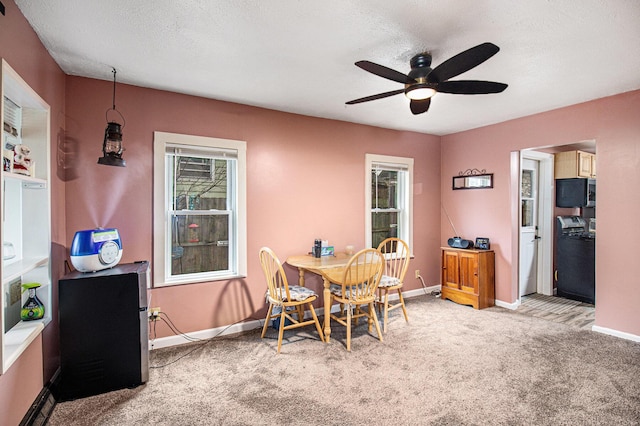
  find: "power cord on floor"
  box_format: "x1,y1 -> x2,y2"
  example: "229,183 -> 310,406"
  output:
417,273 -> 441,297
149,276 -> 442,369
157,312 -> 207,343
149,311 -> 266,369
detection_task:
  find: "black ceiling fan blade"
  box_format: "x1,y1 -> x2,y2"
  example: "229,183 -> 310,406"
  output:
355,61 -> 415,84
346,89 -> 405,105
437,80 -> 508,94
410,98 -> 431,115
427,42 -> 500,83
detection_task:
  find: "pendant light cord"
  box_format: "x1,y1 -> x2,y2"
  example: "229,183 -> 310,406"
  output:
112,68 -> 117,110
105,67 -> 125,127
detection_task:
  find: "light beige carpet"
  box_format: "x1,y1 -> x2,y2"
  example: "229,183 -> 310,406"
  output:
47,295 -> 640,425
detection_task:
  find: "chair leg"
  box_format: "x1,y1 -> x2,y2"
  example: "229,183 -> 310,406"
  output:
369,302 -> 383,343
277,310 -> 286,354
346,306 -> 352,352
308,303 -> 325,342
397,289 -> 409,323
296,305 -> 305,323
261,304 -> 274,338
367,304 -> 373,332
383,290 -> 390,333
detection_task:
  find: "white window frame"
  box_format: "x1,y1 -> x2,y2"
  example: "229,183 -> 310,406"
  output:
153,131 -> 247,287
365,154 -> 413,253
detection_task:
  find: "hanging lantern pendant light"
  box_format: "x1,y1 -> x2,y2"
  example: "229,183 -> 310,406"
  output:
98,68 -> 126,167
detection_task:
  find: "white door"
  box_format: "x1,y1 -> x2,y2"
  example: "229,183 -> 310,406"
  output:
519,158 -> 539,296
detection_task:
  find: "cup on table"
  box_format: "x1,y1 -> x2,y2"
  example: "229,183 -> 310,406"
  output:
345,245 -> 355,255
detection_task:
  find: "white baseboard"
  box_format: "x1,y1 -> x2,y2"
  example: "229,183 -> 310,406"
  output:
149,285 -> 441,350
592,325 -> 640,343
495,298 -> 520,310
151,285 -> 638,349
149,319 -> 264,350
392,284 -> 441,300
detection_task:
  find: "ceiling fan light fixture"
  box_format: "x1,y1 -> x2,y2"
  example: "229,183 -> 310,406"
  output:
405,85 -> 436,100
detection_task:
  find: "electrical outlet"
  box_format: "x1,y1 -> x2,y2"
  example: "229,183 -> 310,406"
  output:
415,269 -> 420,279
149,307 -> 161,321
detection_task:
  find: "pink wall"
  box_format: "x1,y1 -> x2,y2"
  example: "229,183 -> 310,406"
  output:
0,337 -> 43,426
64,77 -> 442,338
442,89 -> 640,337
0,0 -> 67,419
2,0 -> 639,420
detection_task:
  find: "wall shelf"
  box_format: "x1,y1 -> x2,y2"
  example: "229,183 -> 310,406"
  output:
1,59 -> 51,374
3,321 -> 44,372
2,171 -> 47,186
2,257 -> 49,283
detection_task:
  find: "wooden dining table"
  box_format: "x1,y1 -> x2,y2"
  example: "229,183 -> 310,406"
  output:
286,252 -> 353,343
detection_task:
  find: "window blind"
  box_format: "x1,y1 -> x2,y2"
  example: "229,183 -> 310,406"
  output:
165,143 -> 237,159
371,161 -> 409,173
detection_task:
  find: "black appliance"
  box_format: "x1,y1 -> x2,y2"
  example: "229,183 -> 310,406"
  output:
555,216 -> 595,304
447,236 -> 474,249
556,178 -> 596,208
55,261 -> 149,401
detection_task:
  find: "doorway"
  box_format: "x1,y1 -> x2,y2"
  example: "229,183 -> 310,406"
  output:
512,142 -> 596,310
519,158 -> 538,296
518,150 -> 553,299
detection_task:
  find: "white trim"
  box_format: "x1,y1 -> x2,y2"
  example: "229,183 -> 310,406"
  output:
521,150 -> 554,297
1,60 -> 52,374
592,326 -> 640,343
149,288 -> 440,350
3,322 -> 44,372
149,319 -> 263,350
399,286 -> 440,299
149,299 -> 640,351
365,153 -> 414,252
510,152 -> 520,304
495,298 -> 520,310
153,131 -> 247,287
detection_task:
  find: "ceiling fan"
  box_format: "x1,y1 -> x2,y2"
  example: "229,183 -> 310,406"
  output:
346,42 -> 508,115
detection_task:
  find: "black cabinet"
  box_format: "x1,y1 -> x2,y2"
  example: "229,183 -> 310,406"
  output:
55,262 -> 149,400
556,231 -> 595,305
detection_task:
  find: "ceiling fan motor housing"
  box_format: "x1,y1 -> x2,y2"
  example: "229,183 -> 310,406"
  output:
408,53 -> 433,82
405,52 -> 436,100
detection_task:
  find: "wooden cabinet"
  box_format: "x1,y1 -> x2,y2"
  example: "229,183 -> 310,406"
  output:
441,247 -> 495,309
554,150 -> 596,179
1,60 -> 51,374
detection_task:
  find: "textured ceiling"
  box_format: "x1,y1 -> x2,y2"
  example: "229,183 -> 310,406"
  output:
14,0 -> 640,136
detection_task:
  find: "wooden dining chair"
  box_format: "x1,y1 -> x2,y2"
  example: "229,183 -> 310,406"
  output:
376,237 -> 410,332
259,247 -> 325,354
329,248 -> 384,351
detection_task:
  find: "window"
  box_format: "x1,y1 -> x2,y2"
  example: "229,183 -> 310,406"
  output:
521,169 -> 534,227
365,154 -> 413,251
153,132 -> 246,286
